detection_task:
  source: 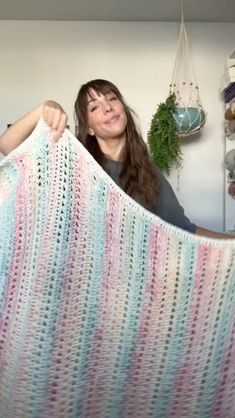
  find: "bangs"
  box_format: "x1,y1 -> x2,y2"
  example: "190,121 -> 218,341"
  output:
86,86 -> 118,103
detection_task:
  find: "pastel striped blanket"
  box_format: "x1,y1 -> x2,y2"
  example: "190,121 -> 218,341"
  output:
0,120 -> 235,418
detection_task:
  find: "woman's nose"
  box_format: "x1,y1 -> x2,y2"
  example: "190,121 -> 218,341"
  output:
103,101 -> 112,113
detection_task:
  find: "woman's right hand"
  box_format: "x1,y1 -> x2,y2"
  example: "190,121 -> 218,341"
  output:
0,100 -> 68,156
42,100 -> 68,142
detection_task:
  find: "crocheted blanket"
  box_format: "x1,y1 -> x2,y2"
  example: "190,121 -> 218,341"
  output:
0,121 -> 235,418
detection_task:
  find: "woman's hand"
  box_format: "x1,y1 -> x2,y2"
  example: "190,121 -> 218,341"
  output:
0,101 -> 68,155
42,100 -> 68,142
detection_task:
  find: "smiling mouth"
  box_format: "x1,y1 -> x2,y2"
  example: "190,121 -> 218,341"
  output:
105,115 -> 119,124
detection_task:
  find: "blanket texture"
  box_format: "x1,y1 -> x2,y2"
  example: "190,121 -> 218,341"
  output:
0,120 -> 235,418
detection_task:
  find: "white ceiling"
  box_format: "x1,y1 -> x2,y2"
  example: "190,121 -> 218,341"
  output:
1,0 -> 235,22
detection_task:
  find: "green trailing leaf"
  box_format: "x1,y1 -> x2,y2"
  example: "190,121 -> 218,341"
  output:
147,94 -> 182,174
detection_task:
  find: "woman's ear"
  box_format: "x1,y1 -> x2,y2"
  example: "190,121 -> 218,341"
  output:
88,127 -> 95,136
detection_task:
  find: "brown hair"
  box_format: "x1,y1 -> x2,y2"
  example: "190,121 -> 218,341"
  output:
74,79 -> 160,208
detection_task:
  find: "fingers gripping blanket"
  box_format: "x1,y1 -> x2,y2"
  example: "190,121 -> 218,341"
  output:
0,121 -> 235,418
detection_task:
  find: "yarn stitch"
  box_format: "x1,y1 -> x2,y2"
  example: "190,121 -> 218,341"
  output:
0,120 -> 235,418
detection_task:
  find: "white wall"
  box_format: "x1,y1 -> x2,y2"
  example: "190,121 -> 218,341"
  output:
0,21 -> 234,231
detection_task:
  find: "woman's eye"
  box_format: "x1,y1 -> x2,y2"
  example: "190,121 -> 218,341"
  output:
90,106 -> 98,112
107,95 -> 117,101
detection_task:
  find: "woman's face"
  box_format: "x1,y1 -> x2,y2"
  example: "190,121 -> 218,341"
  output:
86,89 -> 128,142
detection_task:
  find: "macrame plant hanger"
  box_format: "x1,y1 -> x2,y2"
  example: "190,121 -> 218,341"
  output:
170,0 -> 206,137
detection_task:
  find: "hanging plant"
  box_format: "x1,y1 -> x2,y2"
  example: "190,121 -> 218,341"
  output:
147,94 -> 182,174
147,3 -> 206,175
169,3 -> 206,137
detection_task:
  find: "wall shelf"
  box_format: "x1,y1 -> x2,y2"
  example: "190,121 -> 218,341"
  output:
223,50 -> 235,232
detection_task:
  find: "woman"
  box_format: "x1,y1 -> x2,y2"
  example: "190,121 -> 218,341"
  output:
0,79 -> 232,238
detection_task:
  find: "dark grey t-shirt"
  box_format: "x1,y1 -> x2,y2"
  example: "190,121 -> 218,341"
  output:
105,159 -> 196,234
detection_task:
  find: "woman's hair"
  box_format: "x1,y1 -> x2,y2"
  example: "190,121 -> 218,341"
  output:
74,79 -> 160,208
